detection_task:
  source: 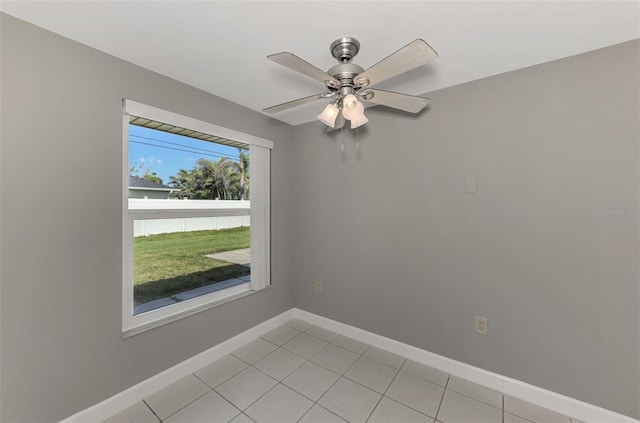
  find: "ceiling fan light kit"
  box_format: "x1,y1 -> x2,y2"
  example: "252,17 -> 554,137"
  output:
341,94 -> 368,129
264,36 -> 438,131
317,102 -> 339,128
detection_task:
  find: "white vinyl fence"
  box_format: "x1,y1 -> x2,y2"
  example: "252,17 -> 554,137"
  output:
129,199 -> 250,237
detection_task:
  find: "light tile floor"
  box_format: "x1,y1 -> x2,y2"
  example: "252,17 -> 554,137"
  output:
104,319 -> 586,423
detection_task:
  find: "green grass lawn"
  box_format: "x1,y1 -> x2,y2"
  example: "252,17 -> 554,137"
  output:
134,227 -> 250,304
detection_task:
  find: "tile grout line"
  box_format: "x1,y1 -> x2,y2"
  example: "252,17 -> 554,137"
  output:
291,332 -> 379,422
260,325 -> 304,348
279,330 -> 334,361
306,335 -> 375,422
293,330 -> 449,422
244,347 -> 309,410
433,374 -> 451,422
146,355 -> 251,421
237,339 -> 350,421
362,359 -> 404,423
307,342 -> 363,375
142,399 -> 163,423
360,346 -> 407,370
229,367 -> 280,415
295,403 -> 345,423
191,363 -> 247,392
306,329 -> 341,343
250,325 -> 362,420
151,383 -> 212,422
295,354 -> 344,422
208,391 -> 243,423
444,378 -> 505,412
309,354 -> 364,420
239,411 -> 256,423
252,343 -> 308,378
340,362 -> 396,395
369,364 -> 450,420
314,342 -> 451,422
283,363 -> 341,404
209,350 -> 283,417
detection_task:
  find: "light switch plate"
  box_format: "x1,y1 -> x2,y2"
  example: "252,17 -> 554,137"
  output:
466,177 -> 478,193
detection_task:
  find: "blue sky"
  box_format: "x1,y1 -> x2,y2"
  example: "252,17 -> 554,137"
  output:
128,125 -> 244,185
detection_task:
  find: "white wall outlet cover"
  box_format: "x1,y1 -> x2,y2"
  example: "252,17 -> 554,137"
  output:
475,316 -> 488,335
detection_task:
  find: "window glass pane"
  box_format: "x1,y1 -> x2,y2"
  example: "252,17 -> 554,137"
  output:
128,124 -> 250,202
132,222 -> 251,315
128,122 -> 252,315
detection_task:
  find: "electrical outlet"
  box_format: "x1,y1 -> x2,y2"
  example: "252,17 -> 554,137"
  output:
314,281 -> 323,293
475,316 -> 488,335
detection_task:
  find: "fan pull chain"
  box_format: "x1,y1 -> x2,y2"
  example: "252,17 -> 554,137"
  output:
356,124 -> 360,148
341,122 -> 345,150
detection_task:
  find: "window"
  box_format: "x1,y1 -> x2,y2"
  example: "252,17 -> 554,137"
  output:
122,100 -> 272,336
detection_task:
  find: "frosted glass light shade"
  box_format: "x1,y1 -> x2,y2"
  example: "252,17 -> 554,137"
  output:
317,103 -> 340,128
342,94 -> 363,121
343,94 -> 358,109
350,111 -> 369,129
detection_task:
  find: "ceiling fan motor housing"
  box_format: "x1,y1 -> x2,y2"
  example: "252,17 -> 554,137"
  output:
327,63 -> 365,90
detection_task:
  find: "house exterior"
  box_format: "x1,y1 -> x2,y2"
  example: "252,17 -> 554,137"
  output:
128,175 -> 175,199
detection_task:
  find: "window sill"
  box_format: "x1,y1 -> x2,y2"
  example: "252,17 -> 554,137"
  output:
122,284 -> 270,339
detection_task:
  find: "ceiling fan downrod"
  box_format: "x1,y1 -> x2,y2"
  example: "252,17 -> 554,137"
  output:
326,38 -> 365,95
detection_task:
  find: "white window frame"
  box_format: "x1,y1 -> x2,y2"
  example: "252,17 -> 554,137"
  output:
122,99 -> 272,337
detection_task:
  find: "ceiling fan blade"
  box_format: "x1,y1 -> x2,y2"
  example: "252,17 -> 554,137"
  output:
263,93 -> 327,114
354,39 -> 438,88
268,52 -> 340,88
360,89 -> 429,113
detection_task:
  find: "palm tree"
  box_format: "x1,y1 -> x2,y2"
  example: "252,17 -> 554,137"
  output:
168,149 -> 250,200
194,158 -> 217,199
236,149 -> 249,200
169,169 -> 195,199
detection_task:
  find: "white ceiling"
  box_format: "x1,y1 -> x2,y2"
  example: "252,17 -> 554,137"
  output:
2,1 -> 639,126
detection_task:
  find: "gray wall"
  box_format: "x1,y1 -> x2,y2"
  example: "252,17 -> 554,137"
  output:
0,14 -> 294,422
291,40 -> 640,418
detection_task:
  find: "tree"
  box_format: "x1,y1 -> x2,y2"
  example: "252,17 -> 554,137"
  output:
129,162 -> 164,184
129,161 -> 164,184
169,169 -> 195,199
236,149 -> 249,200
128,161 -> 144,176
142,172 -> 163,184
168,149 -> 249,200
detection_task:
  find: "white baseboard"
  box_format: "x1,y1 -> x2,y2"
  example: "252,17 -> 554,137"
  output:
61,307 -> 637,423
292,308 -> 638,423
59,309 -> 295,423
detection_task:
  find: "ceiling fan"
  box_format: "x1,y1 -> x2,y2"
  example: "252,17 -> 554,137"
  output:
263,37 -> 438,130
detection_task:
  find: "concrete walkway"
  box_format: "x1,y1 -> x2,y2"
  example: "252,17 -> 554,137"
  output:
205,248 -> 251,267
134,248 -> 251,315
